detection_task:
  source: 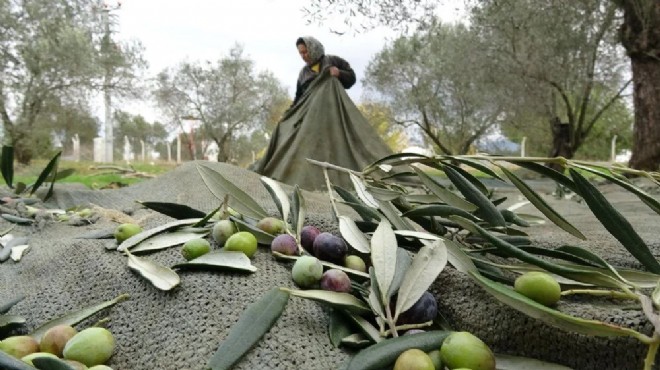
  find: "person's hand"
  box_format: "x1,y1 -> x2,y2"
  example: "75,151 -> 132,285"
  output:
328,66 -> 340,77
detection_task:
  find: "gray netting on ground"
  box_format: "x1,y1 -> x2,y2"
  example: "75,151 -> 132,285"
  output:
1,161 -> 659,370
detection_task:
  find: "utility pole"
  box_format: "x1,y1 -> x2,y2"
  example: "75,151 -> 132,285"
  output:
100,1 -> 121,163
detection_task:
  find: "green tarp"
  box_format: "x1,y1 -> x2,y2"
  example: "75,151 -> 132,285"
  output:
254,69 -> 394,190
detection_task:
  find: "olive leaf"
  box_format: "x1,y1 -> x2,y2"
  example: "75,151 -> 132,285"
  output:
394,240 -> 448,319
350,173 -> 379,208
9,244 -> 29,262
329,309 -> 355,347
401,204 -> 480,222
365,185 -> 402,201
343,330 -> 451,370
569,169 -> 660,274
1,145 -> 14,188
173,250 -> 257,273
494,353 -> 574,370
207,288 -> 290,370
32,356 -> 77,370
192,205 -> 223,227
505,159 -> 578,193
498,165 -> 585,240
138,201 -> 206,219
230,216 -> 275,245
468,271 -> 645,339
197,163 -> 268,220
290,185 -> 306,240
343,310 -> 383,343
367,267 -> 386,320
450,216 -> 631,290
117,219 -> 202,252
75,229 -> 116,239
333,185 -> 380,222
363,152 -> 430,173
0,315 -> 25,331
0,350 -> 34,370
450,157 -> 505,182
30,294 -> 129,341
371,220 -> 399,304
1,214 -> 34,225
340,333 -> 372,348
30,150 -> 61,200
404,193 -> 444,204
260,176 -> 290,232
130,230 -> 209,254
339,216 -> 370,253
653,280 -> 660,308
412,167 -> 477,212
572,163 -> 660,216
281,288 -> 372,314
393,229 -> 441,241
0,295 -> 24,314
386,248 -> 413,300
443,164 -> 505,227
377,199 -> 414,231
555,245 -> 633,287
443,163 -> 489,196
125,250 -> 180,291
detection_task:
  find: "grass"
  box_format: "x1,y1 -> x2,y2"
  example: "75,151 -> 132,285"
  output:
6,160 -> 178,190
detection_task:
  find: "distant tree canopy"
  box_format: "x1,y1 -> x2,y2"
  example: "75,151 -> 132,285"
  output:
358,103 -> 409,152
114,110 -> 168,159
364,21 -> 506,155
472,0 -> 630,170
306,0 -> 659,169
153,44 -> 289,163
0,0 -> 146,163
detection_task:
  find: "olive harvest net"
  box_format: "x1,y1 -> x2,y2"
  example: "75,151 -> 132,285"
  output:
1,162 -> 658,369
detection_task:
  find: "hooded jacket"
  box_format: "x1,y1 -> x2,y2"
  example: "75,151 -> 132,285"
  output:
292,36 -> 356,106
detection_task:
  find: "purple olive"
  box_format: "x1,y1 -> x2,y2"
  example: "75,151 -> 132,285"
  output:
312,232 -> 348,264
320,269 -> 352,293
300,225 -> 321,253
397,291 -> 438,325
271,234 -> 298,255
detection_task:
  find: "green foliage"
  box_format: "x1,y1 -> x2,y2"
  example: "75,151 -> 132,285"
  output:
0,0 -> 146,164
303,0 -> 437,31
364,21 -> 505,155
153,44 -> 289,163
114,110 -> 169,159
472,0 -> 629,159
0,146 -> 68,200
358,103 -> 409,152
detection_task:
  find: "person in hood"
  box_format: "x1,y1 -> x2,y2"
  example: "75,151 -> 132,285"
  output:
251,35 -> 394,190
292,36 -> 356,106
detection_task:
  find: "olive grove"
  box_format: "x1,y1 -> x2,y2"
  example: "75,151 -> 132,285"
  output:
306,0 -> 653,169
0,0 -> 146,163
152,44 -> 289,164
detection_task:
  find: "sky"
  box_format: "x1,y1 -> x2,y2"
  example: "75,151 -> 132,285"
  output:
110,0 -> 465,124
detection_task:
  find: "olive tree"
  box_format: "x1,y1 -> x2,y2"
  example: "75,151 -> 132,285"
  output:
0,0 -> 146,163
618,0 -> 660,170
305,0 -> 659,170
471,0 -> 630,169
152,44 -> 289,164
364,22 -> 506,155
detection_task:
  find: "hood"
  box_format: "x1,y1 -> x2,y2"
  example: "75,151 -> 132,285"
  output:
298,36 -> 325,65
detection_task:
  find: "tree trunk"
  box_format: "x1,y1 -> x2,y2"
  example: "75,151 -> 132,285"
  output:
547,116 -> 574,172
621,0 -> 660,171
627,56 -> 660,171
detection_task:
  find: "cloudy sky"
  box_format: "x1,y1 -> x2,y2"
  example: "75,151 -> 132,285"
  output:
111,0 -> 464,123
